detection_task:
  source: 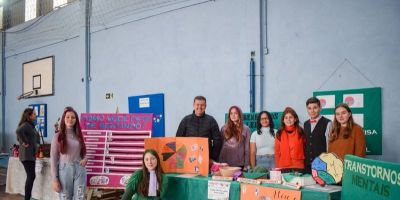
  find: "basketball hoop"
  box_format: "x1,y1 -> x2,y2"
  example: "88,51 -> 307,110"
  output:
17,91 -> 34,100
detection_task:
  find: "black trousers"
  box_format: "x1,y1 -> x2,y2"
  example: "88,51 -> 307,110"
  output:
21,160 -> 36,200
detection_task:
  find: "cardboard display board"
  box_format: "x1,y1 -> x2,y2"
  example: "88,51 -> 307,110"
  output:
128,93 -> 165,137
314,87 -> 382,155
80,113 -> 153,188
240,184 -> 301,200
342,155 -> 400,200
144,137 -> 209,176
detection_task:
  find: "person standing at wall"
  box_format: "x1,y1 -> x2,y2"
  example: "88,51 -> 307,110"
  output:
250,111 -> 275,170
176,96 -> 222,164
303,97 -> 332,174
122,149 -> 164,200
51,107 -> 88,200
328,103 -> 366,160
219,106 -> 251,170
275,107 -> 305,173
16,108 -> 40,200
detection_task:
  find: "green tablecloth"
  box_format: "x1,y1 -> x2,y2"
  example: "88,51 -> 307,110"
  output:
162,174 -> 341,200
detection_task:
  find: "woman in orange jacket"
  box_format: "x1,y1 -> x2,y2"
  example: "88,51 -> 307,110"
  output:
275,107 -> 305,173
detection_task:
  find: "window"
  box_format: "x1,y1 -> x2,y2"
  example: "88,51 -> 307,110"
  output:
53,0 -> 68,9
25,0 -> 37,21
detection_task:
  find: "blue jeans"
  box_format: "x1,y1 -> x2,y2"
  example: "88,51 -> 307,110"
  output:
256,154 -> 275,170
58,161 -> 86,200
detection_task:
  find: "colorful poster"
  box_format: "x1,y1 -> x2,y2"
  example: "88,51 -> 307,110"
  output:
314,87 -> 382,155
144,137 -> 209,176
240,184 -> 301,200
342,155 -> 400,200
208,180 -> 231,200
29,103 -> 47,137
80,113 -> 153,189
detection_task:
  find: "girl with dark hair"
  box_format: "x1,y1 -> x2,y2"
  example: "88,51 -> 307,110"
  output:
122,149 -> 164,200
328,103 -> 366,160
16,108 -> 40,200
219,106 -> 251,170
275,107 -> 305,172
50,107 -> 87,199
250,111 -> 275,170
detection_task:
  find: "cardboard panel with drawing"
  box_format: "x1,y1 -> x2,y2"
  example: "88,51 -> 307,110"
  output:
145,137 -> 209,176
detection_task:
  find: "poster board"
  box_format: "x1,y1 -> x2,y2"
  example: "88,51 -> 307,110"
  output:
342,155 -> 400,200
314,87 -> 382,155
144,137 -> 209,176
240,184 -> 301,200
128,93 -> 165,137
29,103 -> 47,137
80,113 -> 153,188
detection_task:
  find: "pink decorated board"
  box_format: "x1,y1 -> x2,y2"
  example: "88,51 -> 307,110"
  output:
80,113 -> 152,188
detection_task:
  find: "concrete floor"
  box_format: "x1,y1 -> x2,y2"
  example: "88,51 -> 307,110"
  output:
0,166 -> 24,200
0,185 -> 24,200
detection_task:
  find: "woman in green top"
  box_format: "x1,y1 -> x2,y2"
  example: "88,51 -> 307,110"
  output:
122,149 -> 163,200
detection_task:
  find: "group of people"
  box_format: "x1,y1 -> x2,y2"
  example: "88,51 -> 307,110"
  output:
15,95 -> 366,200
176,96 -> 366,174
16,107 -> 87,200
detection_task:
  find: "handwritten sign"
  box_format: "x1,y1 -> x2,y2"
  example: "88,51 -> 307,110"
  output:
208,180 -> 231,200
81,113 -> 152,188
145,137 -> 209,176
241,184 -> 301,200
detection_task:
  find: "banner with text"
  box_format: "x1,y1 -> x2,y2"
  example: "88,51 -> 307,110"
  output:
342,155 -> 400,200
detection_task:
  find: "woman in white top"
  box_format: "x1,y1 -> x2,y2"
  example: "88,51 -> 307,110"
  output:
250,111 -> 275,170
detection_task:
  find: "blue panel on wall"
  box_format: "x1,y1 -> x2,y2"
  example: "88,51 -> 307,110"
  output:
29,103 -> 47,138
128,93 -> 165,137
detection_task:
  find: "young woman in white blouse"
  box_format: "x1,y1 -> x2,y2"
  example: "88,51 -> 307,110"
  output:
250,111 -> 275,170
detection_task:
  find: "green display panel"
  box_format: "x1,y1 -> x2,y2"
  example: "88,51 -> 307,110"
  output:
342,155 -> 400,200
314,87 -> 382,155
225,112 -> 282,133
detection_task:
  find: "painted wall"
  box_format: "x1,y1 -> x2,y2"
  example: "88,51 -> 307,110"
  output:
1,0 -> 399,163
2,0 -> 260,151
3,1 -> 85,147
89,0 -> 259,135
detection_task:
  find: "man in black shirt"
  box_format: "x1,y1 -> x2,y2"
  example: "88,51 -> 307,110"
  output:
176,96 -> 222,163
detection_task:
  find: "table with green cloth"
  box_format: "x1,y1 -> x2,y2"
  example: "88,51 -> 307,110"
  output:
162,174 -> 341,200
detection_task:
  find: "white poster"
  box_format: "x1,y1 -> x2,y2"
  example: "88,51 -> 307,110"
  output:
352,114 -> 364,127
139,97 -> 150,108
317,95 -> 336,109
208,180 -> 231,200
343,93 -> 364,108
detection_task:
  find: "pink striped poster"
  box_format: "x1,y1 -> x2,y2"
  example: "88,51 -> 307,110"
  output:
80,113 -> 153,188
